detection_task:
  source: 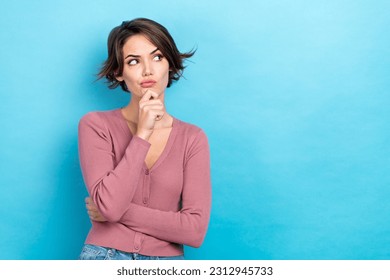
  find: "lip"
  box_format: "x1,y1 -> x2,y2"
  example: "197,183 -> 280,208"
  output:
140,80 -> 157,88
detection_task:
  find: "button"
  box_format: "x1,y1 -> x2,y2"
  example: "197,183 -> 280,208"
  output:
143,198 -> 148,204
145,169 -> 149,175
134,245 -> 140,251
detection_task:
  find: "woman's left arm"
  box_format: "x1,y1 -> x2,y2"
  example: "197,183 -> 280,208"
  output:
122,130 -> 212,248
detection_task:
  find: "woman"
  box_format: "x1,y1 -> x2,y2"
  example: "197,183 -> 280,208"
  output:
78,18 -> 211,260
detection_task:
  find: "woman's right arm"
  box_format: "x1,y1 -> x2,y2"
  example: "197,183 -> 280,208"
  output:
78,113 -> 150,222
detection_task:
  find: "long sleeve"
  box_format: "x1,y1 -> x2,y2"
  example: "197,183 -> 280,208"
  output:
119,129 -> 212,248
78,112 -> 150,222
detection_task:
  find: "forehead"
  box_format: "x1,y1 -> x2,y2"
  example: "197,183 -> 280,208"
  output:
122,34 -> 157,55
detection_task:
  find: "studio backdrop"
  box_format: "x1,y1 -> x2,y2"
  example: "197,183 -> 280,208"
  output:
0,0 -> 389,259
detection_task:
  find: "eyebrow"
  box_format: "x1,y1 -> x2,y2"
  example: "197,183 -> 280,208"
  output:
125,48 -> 159,59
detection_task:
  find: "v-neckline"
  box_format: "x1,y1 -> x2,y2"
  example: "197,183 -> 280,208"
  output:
116,108 -> 178,172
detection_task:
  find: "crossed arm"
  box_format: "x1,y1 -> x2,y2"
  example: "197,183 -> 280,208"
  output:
79,114 -> 211,247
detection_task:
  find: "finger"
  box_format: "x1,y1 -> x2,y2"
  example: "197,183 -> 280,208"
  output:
89,210 -> 102,220
150,110 -> 165,121
142,89 -> 160,100
139,103 -> 164,114
139,99 -> 163,108
85,198 -> 96,208
87,210 -> 96,219
88,211 -> 105,222
155,111 -> 165,121
140,89 -> 153,102
146,108 -> 164,116
86,204 -> 95,211
148,90 -> 159,100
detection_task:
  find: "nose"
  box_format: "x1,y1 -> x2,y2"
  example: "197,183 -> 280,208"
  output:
142,60 -> 153,77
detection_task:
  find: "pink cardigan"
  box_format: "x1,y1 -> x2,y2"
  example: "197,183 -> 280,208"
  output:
78,109 -> 211,256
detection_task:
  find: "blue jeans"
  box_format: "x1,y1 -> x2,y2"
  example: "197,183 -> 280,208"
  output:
78,244 -> 185,260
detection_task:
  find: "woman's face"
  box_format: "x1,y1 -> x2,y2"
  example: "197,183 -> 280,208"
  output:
116,34 -> 170,98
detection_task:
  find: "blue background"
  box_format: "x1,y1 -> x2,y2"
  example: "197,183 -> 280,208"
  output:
1,0 -> 389,260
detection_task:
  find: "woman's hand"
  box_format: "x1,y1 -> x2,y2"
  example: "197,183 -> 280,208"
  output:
85,197 -> 107,222
136,89 -> 165,141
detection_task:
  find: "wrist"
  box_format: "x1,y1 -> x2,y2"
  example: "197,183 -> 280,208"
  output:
136,129 -> 152,141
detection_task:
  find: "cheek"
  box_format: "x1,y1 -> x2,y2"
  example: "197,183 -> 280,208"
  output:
163,71 -> 170,85
161,66 -> 170,85
158,60 -> 170,79
121,73 -> 140,93
122,69 -> 138,83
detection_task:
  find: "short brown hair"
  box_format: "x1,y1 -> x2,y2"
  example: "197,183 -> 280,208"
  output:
97,18 -> 195,92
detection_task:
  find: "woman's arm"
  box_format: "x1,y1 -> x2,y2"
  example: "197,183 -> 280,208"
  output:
120,129 -> 212,247
78,112 -> 150,222
84,128 -> 212,247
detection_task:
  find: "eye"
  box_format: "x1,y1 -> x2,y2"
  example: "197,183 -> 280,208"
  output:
128,59 -> 138,65
153,54 -> 164,61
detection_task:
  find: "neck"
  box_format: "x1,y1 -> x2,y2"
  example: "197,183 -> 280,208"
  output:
123,97 -> 141,123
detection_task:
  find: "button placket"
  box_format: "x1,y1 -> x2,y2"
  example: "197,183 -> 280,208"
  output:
133,232 -> 142,252
143,168 -> 150,206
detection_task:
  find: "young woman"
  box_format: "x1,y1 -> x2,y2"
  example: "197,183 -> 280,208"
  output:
77,18 -> 211,260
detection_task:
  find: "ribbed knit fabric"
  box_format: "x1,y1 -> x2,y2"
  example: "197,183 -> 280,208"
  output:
78,109 -> 211,256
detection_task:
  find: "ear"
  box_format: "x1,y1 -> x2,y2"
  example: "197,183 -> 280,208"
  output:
114,70 -> 124,81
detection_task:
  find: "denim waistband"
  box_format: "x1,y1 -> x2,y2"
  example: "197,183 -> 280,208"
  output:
78,244 -> 185,260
